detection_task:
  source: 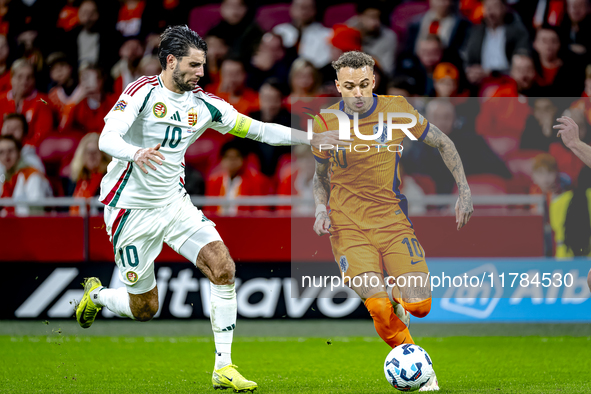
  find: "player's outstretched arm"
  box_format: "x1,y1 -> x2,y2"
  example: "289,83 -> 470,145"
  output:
313,160 -> 331,236
422,124 -> 473,230
554,116 -> 591,169
232,114 -> 351,150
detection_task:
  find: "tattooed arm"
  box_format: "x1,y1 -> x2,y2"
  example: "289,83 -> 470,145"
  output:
313,160 -> 331,236
423,123 -> 474,230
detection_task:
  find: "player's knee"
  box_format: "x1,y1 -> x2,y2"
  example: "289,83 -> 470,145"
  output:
132,298 -> 159,322
212,257 -> 235,285
405,298 -> 431,318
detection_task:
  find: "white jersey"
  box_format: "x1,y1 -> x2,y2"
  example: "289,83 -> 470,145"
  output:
99,75 -> 238,209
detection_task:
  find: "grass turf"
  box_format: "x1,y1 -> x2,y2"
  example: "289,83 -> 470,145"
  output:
1,334 -> 590,393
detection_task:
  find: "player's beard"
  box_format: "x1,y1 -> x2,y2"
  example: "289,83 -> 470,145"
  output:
172,64 -> 197,92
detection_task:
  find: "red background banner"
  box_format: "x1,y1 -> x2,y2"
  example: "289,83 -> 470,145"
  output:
0,215 -> 543,262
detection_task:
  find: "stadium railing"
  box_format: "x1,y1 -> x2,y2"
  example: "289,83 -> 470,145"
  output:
0,194 -> 545,214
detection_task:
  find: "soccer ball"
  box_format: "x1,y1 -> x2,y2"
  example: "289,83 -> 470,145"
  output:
384,344 -> 434,391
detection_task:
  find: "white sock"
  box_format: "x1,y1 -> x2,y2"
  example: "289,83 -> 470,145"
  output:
210,283 -> 236,370
91,287 -> 134,319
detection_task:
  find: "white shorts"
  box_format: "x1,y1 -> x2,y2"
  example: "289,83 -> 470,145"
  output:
104,193 -> 222,294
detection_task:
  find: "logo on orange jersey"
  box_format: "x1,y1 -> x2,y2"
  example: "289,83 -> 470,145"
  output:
188,107 -> 198,127
153,102 -> 167,118
339,255 -> 349,273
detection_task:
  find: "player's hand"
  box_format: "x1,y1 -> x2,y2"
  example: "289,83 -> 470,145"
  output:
134,143 -> 165,174
554,116 -> 581,149
313,211 -> 331,236
311,130 -> 353,151
455,195 -> 473,231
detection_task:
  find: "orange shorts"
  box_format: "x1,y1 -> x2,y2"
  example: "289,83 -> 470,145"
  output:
329,213 -> 429,281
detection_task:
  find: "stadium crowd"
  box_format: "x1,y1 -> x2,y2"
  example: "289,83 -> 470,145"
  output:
0,0 -> 590,254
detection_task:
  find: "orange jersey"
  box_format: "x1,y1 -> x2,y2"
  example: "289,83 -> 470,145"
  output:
312,95 -> 430,229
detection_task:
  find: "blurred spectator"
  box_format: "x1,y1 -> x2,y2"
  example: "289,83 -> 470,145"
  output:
0,59 -> 53,147
464,0 -> 530,86
116,0 -> 146,38
289,57 -> 322,99
387,75 -> 421,97
530,153 -> 569,255
402,99 -> 511,193
207,57 -> 259,115
0,0 -> 27,44
0,113 -> 43,173
67,132 -> 110,213
60,64 -> 117,135
531,153 -> 567,200
205,140 -> 272,215
0,34 -> 10,93
520,98 -> 561,151
248,78 -> 291,175
510,50 -> 541,96
397,34 -> 444,96
433,62 -> 468,97
406,0 -> 471,59
207,0 -> 263,62
533,25 -> 585,96
560,0 -> 591,56
0,135 -> 51,215
277,144 -> 314,215
60,0 -> 121,71
47,52 -> 77,114
273,0 -> 332,69
459,0 -> 484,24
200,33 -> 229,88
142,0 -> 190,32
346,1 -> 398,76
138,54 -> 161,76
550,165 -> 591,257
112,38 -> 144,95
318,24 -> 362,92
56,0 -> 79,33
514,0 -> 566,35
248,32 -> 294,91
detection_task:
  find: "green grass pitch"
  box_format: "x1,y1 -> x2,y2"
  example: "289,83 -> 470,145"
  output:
1,326 -> 591,393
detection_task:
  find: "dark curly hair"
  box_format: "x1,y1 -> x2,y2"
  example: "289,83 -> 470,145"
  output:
331,51 -> 375,74
158,25 -> 207,69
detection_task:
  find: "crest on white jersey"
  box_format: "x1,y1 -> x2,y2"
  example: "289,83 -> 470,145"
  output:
153,102 -> 167,118
188,107 -> 198,127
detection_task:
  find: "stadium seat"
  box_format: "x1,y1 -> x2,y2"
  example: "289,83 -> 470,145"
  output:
503,150 -> 545,194
409,173 -> 436,195
184,135 -> 222,177
483,136 -> 519,159
275,153 -> 293,183
189,4 -> 222,37
390,1 -> 429,47
453,174 -> 508,195
323,3 -> 357,27
256,4 -> 291,31
38,134 -> 81,170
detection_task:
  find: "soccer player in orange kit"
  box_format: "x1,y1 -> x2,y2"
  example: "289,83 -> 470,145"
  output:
311,51 -> 474,391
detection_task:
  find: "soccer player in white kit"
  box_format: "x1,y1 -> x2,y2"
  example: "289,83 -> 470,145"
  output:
74,25 -> 347,392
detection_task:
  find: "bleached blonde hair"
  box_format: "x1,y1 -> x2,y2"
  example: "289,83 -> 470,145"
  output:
70,133 -> 111,182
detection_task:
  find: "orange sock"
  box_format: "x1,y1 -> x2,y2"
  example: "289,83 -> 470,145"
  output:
364,294 -> 414,348
404,298 -> 432,318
